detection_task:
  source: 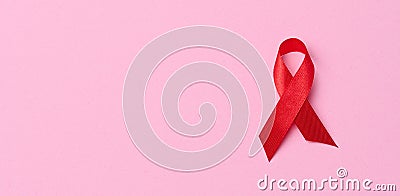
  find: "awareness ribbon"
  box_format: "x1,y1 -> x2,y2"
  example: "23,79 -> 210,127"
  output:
259,38 -> 337,161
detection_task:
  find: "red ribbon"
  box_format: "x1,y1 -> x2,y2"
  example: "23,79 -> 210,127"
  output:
259,38 -> 337,161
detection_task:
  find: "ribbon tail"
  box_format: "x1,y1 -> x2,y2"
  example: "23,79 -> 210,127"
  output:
295,100 -> 338,147
259,108 -> 276,150
261,101 -> 296,161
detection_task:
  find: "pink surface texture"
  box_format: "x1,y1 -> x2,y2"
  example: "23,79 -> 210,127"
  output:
1,0 -> 399,195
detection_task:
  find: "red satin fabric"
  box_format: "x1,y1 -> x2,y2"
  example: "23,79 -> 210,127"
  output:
260,38 -> 337,161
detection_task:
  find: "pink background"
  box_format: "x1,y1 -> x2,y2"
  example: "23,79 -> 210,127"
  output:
1,0 -> 399,195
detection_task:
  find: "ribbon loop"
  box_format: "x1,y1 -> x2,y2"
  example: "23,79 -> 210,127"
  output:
260,38 -> 337,161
